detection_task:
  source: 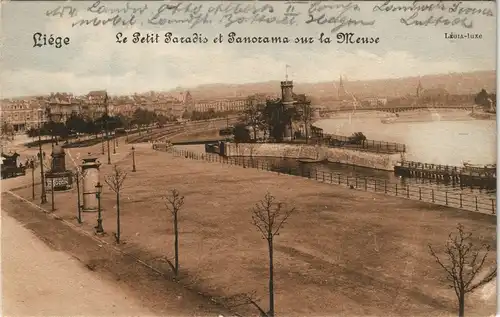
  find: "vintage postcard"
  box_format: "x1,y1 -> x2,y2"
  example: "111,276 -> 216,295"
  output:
0,1 -> 497,317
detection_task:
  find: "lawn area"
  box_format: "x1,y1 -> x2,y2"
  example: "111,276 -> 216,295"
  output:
14,146 -> 497,317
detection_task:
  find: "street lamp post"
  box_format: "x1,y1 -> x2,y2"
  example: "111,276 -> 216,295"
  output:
30,160 -> 35,200
37,109 -> 47,204
51,177 -> 55,211
132,146 -> 136,172
104,95 -> 111,165
95,182 -> 104,234
113,136 -> 116,154
75,169 -> 82,224
106,128 -> 111,164
101,127 -> 105,155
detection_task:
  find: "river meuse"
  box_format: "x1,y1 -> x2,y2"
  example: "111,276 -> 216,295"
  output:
314,110 -> 497,166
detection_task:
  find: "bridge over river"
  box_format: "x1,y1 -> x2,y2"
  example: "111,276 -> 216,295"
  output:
316,104 -> 474,118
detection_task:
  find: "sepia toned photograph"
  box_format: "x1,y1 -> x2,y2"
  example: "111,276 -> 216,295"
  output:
0,1 -> 497,317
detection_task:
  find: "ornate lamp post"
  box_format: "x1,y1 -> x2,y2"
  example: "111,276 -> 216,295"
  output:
51,177 -> 55,211
131,146 -> 136,172
37,108 -> 47,204
95,182 -> 104,234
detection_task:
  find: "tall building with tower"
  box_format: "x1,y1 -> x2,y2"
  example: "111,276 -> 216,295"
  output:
280,79 -> 295,141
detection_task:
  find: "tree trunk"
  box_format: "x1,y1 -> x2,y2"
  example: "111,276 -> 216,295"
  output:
305,120 -> 309,144
174,211 -> 179,275
458,292 -> 465,317
116,192 -> 121,243
268,237 -> 274,317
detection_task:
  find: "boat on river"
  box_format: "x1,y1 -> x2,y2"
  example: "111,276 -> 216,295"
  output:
462,161 -> 496,170
381,117 -> 397,124
298,158 -> 328,164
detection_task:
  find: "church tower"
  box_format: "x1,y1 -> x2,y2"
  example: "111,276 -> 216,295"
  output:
416,79 -> 423,98
338,75 -> 347,100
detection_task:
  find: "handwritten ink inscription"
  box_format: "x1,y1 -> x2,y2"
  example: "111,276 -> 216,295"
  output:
373,1 -> 494,29
40,1 -> 495,33
33,33 -> 70,48
305,2 -> 375,33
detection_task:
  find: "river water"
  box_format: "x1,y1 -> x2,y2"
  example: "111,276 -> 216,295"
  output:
314,110 -> 497,166
178,110 -> 497,199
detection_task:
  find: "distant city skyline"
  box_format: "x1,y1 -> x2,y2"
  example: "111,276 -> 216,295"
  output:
2,69 -> 495,100
1,1 -> 496,98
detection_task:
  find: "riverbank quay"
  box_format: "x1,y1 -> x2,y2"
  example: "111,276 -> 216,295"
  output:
395,161 -> 496,190
222,142 -> 403,171
156,145 -> 496,215
308,132 -> 406,154
11,144 -> 496,317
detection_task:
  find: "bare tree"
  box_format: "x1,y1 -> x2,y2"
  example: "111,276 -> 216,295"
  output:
241,97 -> 264,141
297,103 -> 313,144
163,189 -> 185,276
73,167 -> 83,224
251,192 -> 296,317
104,165 -> 127,244
249,144 -> 256,168
428,223 -> 496,317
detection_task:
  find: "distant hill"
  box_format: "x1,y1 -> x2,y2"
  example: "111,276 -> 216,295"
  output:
167,70 -> 496,102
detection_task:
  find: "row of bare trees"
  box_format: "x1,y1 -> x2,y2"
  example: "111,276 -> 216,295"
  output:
73,163 -> 295,317
159,187 -> 496,317
162,190 -> 295,317
75,165 -> 495,317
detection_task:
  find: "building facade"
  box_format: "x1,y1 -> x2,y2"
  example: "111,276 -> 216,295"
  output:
193,97 -> 249,113
46,93 -> 83,122
0,98 -> 48,132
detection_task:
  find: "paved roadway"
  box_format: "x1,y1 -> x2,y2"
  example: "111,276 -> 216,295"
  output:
1,136 -> 155,316
1,211 -> 155,317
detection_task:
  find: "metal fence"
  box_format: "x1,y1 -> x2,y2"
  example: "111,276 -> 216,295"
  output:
317,133 -> 407,154
162,147 -> 496,215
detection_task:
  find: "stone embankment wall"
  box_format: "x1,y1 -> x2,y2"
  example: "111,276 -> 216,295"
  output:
223,143 -> 400,171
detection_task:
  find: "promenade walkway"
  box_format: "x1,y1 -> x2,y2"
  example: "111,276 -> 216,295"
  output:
1,210 -> 154,316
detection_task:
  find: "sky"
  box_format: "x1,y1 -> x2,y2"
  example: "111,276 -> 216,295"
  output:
1,0 -> 497,97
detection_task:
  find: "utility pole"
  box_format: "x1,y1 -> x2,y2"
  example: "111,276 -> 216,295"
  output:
37,110 -> 47,204
105,92 -> 111,165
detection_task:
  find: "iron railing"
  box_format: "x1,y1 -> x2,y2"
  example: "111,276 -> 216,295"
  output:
158,147 -> 496,215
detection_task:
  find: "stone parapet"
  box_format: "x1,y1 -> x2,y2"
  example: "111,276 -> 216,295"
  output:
223,143 -> 400,171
